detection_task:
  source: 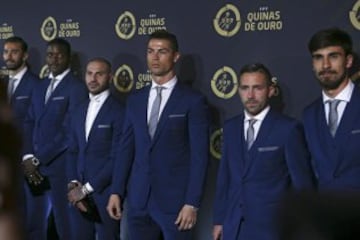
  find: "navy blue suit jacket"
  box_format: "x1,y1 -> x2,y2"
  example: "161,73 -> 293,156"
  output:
23,72 -> 88,174
111,82 -> 209,213
67,94 -> 125,193
214,109 -> 314,240
303,86 -> 360,190
3,70 -> 40,132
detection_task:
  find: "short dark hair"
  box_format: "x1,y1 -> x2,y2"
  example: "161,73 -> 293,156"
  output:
47,38 -> 71,56
239,63 -> 273,86
308,28 -> 353,55
148,30 -> 179,52
4,36 -> 28,52
87,57 -> 112,73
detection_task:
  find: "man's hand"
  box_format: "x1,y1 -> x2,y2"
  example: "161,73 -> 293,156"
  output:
212,225 -> 223,240
174,204 -> 197,231
74,201 -> 88,212
22,158 -> 37,175
67,184 -> 86,205
22,159 -> 43,186
106,194 -> 122,220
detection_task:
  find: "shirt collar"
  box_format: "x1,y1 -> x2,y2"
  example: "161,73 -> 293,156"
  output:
10,66 -> 27,81
89,89 -> 110,102
151,76 -> 178,90
322,80 -> 354,104
244,105 -> 270,122
49,68 -> 71,81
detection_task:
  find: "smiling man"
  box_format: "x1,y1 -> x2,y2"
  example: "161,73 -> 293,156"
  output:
302,28 -> 360,191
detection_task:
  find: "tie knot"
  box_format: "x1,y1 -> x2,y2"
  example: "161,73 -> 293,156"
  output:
328,99 -> 341,108
248,118 -> 257,126
155,86 -> 164,95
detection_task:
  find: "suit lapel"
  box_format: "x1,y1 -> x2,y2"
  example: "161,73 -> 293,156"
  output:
243,110 -> 276,176
151,83 -> 182,142
86,96 -> 112,144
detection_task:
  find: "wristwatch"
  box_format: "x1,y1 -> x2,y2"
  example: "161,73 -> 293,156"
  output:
31,157 -> 40,166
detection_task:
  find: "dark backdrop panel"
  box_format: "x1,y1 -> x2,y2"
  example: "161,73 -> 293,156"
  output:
1,1 -> 359,239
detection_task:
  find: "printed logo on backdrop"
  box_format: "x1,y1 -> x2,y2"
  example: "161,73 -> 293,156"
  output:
39,65 -> 50,79
213,4 -> 283,37
349,0 -> 360,30
244,6 -> 282,32
41,16 -> 81,41
115,11 -> 167,40
210,128 -> 223,160
115,11 -> 136,40
113,64 -> 134,93
211,66 -> 238,99
213,4 -> 241,37
0,23 -> 14,40
137,70 -> 152,89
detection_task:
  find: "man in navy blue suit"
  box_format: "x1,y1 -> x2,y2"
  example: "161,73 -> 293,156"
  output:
213,63 -> 314,240
2,36 -> 40,130
67,58 -> 124,240
303,28 -> 360,191
2,36 -> 41,239
22,38 -> 88,240
107,30 -> 209,240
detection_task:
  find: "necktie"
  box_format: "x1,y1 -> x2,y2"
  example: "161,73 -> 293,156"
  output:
45,78 -> 56,103
328,99 -> 340,136
246,119 -> 257,149
148,86 -> 163,138
7,77 -> 16,101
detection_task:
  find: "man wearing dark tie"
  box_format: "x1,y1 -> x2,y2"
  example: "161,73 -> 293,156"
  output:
302,28 -> 360,191
2,36 -> 41,239
66,58 -> 124,240
22,38 -> 88,240
213,63 -> 314,240
107,30 -> 209,240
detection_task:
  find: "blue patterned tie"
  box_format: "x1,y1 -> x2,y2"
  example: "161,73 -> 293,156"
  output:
328,99 -> 340,136
148,86 -> 163,138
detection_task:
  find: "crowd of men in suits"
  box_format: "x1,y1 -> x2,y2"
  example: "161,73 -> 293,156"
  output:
0,27 -> 360,240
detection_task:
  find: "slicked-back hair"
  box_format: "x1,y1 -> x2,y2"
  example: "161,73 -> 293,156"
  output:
239,63 -> 273,86
148,30 -> 179,52
4,36 -> 28,52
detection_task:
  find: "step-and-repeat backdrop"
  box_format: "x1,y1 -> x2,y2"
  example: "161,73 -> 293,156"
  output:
1,0 -> 359,239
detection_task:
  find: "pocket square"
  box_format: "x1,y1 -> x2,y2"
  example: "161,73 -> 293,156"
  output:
98,124 -> 111,128
351,129 -> 360,134
258,146 -> 279,152
168,114 -> 186,118
52,96 -> 65,101
16,96 -> 29,100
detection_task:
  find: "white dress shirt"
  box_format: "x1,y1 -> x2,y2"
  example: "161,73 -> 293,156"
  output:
147,76 -> 177,124
85,90 -> 110,140
244,105 -> 270,142
322,80 -> 354,126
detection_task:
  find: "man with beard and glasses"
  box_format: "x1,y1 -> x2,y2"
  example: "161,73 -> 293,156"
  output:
302,28 -> 360,192
23,38 -> 88,240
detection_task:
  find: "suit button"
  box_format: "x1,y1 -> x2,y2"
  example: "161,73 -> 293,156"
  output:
333,174 -> 339,178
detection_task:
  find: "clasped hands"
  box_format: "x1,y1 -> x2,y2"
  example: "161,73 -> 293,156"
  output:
22,158 -> 43,186
67,181 -> 88,212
